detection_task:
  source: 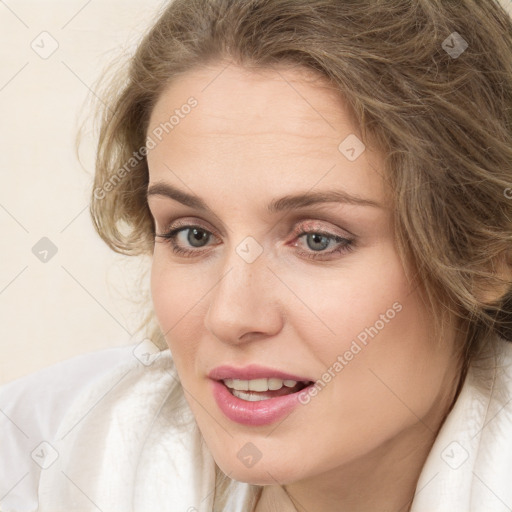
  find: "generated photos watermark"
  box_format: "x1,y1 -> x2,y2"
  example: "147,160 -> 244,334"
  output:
94,97 -> 198,200
298,301 -> 403,405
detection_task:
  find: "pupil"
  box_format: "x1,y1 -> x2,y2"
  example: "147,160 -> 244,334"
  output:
188,228 -> 209,247
307,233 -> 329,251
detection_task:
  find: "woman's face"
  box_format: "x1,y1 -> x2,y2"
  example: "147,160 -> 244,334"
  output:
147,63 -> 459,485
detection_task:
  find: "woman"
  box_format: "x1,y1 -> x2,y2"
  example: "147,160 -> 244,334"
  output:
2,0 -> 512,510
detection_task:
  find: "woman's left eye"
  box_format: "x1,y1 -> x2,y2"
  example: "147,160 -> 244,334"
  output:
155,222 -> 354,260
293,230 -> 354,260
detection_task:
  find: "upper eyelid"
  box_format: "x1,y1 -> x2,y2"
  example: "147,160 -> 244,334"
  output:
151,210 -> 228,237
147,200 -> 231,236
155,217 -> 217,234
148,188 -> 364,238
146,195 -> 366,237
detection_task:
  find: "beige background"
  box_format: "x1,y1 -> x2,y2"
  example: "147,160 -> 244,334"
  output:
0,0 -> 165,384
1,0 -> 511,384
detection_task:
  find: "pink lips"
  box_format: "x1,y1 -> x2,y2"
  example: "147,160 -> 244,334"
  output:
208,364 -> 313,426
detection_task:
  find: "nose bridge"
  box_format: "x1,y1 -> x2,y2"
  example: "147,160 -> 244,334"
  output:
211,240 -> 267,312
204,239 -> 283,343
217,234 -> 268,296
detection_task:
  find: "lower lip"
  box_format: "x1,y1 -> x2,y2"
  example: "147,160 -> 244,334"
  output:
210,379 -> 310,426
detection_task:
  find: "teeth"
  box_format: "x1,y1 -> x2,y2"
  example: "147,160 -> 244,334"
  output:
268,378 -> 283,390
223,378 -> 299,392
231,389 -> 271,401
233,379 -> 249,391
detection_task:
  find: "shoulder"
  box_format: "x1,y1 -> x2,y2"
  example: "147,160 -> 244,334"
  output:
31,344 -> 204,512
0,343 -> 139,512
0,343 -> 138,440
411,338 -> 512,512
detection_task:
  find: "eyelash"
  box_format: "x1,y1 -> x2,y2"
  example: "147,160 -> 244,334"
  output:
155,221 -> 355,261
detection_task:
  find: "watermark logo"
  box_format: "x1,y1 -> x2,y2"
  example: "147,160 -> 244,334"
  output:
31,441 -> 59,469
338,134 -> 365,162
32,237 -> 58,263
236,236 -> 264,264
31,31 -> 59,59
133,338 -> 161,366
237,442 -> 263,468
441,441 -> 469,469
442,32 -> 468,59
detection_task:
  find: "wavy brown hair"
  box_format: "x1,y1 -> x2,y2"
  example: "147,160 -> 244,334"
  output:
89,0 -> 512,507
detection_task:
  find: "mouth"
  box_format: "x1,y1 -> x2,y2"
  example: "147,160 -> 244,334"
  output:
221,377 -> 313,402
209,366 -> 316,426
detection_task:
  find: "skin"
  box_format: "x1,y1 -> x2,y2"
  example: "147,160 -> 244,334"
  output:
146,62 -> 462,512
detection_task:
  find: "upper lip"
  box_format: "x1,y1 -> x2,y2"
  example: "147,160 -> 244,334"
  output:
208,364 -> 313,382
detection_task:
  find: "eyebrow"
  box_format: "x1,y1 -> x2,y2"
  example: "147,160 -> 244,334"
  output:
146,182 -> 382,213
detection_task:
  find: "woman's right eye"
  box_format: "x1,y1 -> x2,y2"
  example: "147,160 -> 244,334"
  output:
155,225 -> 218,257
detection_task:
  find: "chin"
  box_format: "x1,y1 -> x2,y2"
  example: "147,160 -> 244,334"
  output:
211,448 -> 306,485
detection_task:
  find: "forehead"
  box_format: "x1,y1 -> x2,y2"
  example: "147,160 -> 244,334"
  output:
146,62 -> 387,204
149,62 -> 358,141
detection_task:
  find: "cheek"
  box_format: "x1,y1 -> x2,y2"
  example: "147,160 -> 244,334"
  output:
286,243 -> 412,358
292,245 -> 445,427
150,254 -> 209,368
317,292 -> 449,451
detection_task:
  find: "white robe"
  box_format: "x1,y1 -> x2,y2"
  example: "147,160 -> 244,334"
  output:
1,339 -> 512,511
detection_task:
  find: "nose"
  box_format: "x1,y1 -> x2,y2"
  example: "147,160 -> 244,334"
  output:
204,248 -> 284,345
